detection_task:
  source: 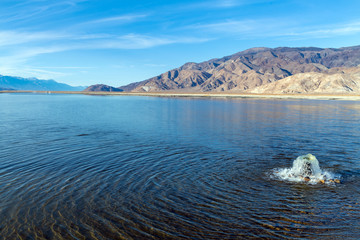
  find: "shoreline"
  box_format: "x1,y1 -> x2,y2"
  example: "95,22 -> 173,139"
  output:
1,90 -> 360,101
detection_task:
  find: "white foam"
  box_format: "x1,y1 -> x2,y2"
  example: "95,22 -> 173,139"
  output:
271,154 -> 340,185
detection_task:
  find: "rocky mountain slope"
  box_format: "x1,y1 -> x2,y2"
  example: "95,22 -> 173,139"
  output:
119,46 -> 360,93
84,84 -> 123,92
249,67 -> 360,94
0,75 -> 85,91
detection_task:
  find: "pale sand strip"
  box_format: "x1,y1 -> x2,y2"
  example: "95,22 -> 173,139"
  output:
1,90 -> 360,101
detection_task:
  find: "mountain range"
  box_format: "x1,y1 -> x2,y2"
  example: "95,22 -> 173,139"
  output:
3,46 -> 360,94
0,75 -> 85,91
99,45 -> 360,94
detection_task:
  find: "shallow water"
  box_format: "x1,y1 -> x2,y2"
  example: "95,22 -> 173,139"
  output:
0,93 -> 360,239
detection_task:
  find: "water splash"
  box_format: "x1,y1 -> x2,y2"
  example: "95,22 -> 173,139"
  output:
271,154 -> 341,184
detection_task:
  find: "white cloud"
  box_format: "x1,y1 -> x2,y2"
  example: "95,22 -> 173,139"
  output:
0,29 -> 210,60
0,0 -> 84,23
33,66 -> 95,69
0,29 -> 211,81
285,21 -> 360,38
87,14 -> 149,24
215,0 -> 244,7
181,0 -> 275,10
3,46 -> 72,63
188,18 -> 360,40
0,65 -> 68,80
191,20 -> 255,33
0,30 -> 70,47
112,34 -> 209,49
75,34 -> 211,50
107,34 -> 175,49
22,67 -> 69,78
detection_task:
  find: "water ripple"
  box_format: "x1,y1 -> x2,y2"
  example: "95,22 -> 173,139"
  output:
1,94 -> 360,239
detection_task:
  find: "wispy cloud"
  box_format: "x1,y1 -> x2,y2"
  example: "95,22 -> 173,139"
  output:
8,46 -> 72,62
180,0 -> 275,10
213,0 -> 271,8
0,65 -> 69,80
0,0 -> 84,24
0,29 -> 211,80
87,14 -> 149,24
186,18 -> 288,38
0,45 -> 74,80
0,30 -> 210,60
33,66 -> 95,69
0,30 -> 69,47
215,0 -> 240,7
96,34 -> 210,49
95,34 -> 174,49
21,67 -> 69,78
283,20 -> 360,39
190,20 -> 256,33
187,18 -> 360,40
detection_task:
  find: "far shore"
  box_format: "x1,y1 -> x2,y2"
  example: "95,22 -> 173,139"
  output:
1,90 -> 360,101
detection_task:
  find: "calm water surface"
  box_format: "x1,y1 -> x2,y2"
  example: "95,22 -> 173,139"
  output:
0,93 -> 360,239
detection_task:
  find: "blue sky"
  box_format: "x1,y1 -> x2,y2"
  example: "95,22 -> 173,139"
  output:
0,0 -> 359,87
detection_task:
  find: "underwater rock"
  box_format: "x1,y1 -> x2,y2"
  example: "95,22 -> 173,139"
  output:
329,179 -> 341,184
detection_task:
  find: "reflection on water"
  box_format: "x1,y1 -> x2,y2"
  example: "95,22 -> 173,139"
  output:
0,93 -> 360,239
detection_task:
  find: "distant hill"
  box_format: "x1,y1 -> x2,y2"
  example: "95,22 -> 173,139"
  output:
84,84 -> 123,92
118,45 -> 360,94
0,75 -> 85,91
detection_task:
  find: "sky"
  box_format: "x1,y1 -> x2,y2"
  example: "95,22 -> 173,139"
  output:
0,0 -> 360,87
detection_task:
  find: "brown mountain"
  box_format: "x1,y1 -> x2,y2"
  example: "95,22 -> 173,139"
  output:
249,66 -> 360,94
84,84 -> 123,92
119,46 -> 360,93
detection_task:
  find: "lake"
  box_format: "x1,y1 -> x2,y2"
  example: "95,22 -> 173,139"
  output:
0,93 -> 359,239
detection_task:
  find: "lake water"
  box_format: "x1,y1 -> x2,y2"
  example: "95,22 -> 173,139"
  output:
0,93 -> 360,239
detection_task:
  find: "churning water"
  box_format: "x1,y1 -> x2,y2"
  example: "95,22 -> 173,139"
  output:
1,93 -> 360,239
271,153 -> 341,185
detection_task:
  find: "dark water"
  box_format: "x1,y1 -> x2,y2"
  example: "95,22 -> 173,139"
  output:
1,93 -> 360,239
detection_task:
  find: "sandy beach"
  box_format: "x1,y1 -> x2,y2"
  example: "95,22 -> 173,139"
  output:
1,90 -> 360,101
